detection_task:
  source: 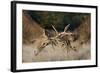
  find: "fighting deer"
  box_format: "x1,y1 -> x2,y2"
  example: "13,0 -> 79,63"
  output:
50,24 -> 78,52
34,24 -> 78,55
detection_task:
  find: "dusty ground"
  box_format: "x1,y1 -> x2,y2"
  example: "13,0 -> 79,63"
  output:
22,41 -> 91,63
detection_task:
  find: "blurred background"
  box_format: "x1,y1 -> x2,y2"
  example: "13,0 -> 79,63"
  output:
25,10 -> 90,31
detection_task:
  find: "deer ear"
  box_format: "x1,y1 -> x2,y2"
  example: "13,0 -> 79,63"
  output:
43,29 -> 52,38
43,29 -> 46,36
45,30 -> 52,37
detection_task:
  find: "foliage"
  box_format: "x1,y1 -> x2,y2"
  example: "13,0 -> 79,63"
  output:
26,10 -> 90,31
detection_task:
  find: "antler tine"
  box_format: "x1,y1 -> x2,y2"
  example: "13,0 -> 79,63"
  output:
64,24 -> 70,32
51,24 -> 58,35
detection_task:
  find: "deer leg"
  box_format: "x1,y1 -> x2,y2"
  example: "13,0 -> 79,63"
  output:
66,41 -> 70,53
51,42 -> 55,50
67,40 -> 77,52
51,40 -> 58,50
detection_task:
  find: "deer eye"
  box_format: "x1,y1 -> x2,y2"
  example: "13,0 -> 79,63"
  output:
30,40 -> 35,43
42,43 -> 46,46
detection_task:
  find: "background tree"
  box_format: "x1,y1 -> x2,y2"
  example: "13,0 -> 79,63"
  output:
26,10 -> 90,32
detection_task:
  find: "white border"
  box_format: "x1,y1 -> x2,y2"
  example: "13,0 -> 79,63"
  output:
16,3 -> 96,70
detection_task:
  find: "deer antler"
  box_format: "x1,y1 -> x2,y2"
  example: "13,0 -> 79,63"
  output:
51,24 -> 58,35
64,24 -> 70,32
